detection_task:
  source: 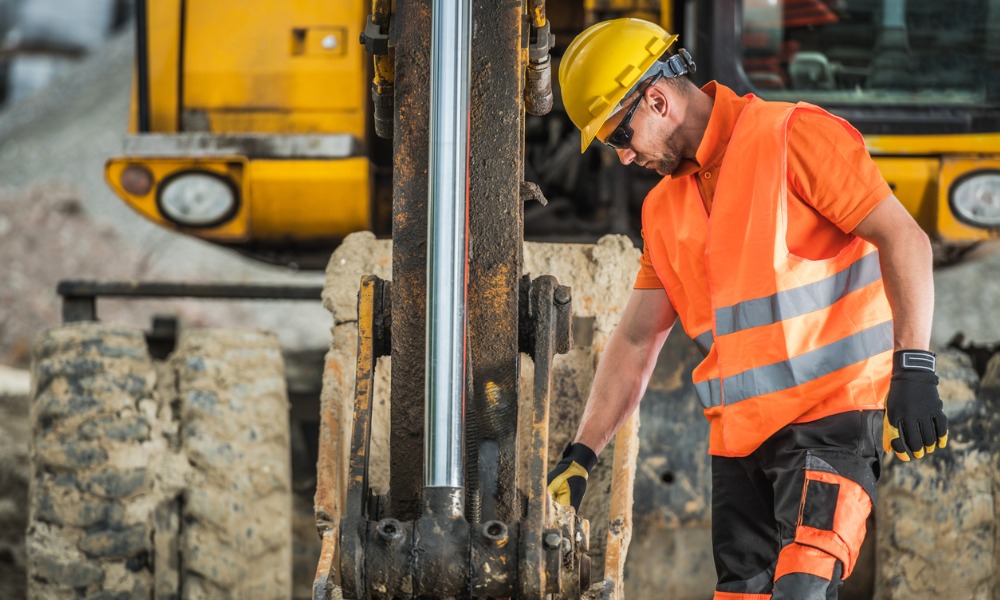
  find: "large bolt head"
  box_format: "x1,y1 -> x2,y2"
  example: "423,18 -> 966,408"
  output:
375,518 -> 404,544
543,532 -> 562,550
482,520 -> 510,546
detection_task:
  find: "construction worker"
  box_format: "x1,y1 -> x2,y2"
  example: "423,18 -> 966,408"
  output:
546,18 -> 948,599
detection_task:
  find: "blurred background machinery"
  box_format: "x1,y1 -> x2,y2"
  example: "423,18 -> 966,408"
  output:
0,0 -> 132,108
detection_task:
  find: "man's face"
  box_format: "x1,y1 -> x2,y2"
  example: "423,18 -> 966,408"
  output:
598,86 -> 684,177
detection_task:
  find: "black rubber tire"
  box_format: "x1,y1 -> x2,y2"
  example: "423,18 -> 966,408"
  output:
172,328 -> 292,598
27,323 -> 161,599
27,324 -> 292,599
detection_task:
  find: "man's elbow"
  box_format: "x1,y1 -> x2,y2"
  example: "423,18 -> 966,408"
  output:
865,208 -> 932,262
905,220 -> 932,261
620,325 -> 672,367
875,224 -> 931,267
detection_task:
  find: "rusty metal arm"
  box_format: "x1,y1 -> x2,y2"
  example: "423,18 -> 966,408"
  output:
601,411 -> 639,599
328,275 -> 589,599
314,275 -> 389,600
519,275 -> 591,600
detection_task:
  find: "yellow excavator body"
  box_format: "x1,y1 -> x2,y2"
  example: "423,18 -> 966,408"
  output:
106,0 -> 371,261
105,0 -> 1000,264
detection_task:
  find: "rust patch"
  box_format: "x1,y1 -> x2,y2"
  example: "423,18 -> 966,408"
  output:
388,0 -> 432,521
467,0 -> 525,524
602,412 -> 639,599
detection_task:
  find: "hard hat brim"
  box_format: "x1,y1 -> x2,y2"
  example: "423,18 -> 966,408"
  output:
580,104 -> 619,153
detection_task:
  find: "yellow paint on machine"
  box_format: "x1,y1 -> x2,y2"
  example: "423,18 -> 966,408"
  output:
247,158 -> 370,240
866,132 -> 1000,156
116,0 -> 371,252
181,0 -> 366,135
134,0 -> 182,133
105,156 -> 371,242
938,157 -> 1000,241
869,133 -> 1000,242
871,157 -> 939,231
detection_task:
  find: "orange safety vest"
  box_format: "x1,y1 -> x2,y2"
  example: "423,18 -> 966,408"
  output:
642,97 -> 894,457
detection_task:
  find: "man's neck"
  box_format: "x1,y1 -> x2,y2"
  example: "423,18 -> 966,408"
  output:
680,89 -> 715,160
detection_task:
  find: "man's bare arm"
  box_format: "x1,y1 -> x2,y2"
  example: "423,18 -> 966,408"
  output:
575,287 -> 677,455
852,194 -> 934,350
853,193 -> 947,460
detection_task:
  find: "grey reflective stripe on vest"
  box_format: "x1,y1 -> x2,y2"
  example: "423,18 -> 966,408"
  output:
723,320 -> 893,404
694,377 -> 722,409
714,252 -> 882,336
693,330 -> 714,357
693,320 -> 892,409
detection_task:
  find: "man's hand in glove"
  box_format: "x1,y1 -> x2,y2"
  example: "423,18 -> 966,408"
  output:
884,349 -> 949,461
546,442 -> 598,511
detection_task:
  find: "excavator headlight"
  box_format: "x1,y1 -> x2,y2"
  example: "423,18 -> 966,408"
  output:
158,171 -> 239,227
950,171 -> 1000,229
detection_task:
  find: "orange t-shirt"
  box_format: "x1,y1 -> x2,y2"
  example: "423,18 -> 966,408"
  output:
634,82 -> 892,290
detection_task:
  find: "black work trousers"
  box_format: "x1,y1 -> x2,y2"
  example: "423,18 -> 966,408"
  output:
711,410 -> 882,600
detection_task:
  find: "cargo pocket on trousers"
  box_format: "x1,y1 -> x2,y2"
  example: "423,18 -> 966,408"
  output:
793,454 -> 873,578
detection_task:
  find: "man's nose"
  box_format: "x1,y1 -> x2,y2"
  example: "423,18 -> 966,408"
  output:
617,147 -> 636,166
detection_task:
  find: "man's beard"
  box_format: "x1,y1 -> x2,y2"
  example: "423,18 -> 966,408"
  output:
650,136 -> 684,176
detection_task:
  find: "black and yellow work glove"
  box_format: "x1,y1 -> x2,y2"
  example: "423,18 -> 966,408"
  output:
546,442 -> 598,512
883,349 -> 949,462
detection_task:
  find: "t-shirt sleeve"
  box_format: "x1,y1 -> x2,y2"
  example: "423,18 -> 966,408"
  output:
634,232 -> 665,289
787,111 -> 892,233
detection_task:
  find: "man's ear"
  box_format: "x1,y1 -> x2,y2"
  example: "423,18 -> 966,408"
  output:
646,85 -> 671,118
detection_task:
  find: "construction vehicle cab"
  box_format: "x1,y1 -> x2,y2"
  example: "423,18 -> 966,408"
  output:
701,0 -> 1000,260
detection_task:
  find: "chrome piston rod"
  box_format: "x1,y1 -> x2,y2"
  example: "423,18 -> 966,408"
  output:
424,0 -> 472,493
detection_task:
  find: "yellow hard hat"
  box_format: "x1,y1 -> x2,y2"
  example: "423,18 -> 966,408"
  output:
559,18 -> 680,152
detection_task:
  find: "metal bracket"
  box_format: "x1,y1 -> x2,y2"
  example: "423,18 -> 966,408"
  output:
519,275 -> 573,360
331,274 -> 588,599
359,14 -> 392,55
520,275 -> 581,599
56,279 -> 324,324
528,21 -> 555,61
663,48 -> 697,78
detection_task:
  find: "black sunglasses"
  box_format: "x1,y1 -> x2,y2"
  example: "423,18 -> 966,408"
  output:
603,73 -> 663,150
